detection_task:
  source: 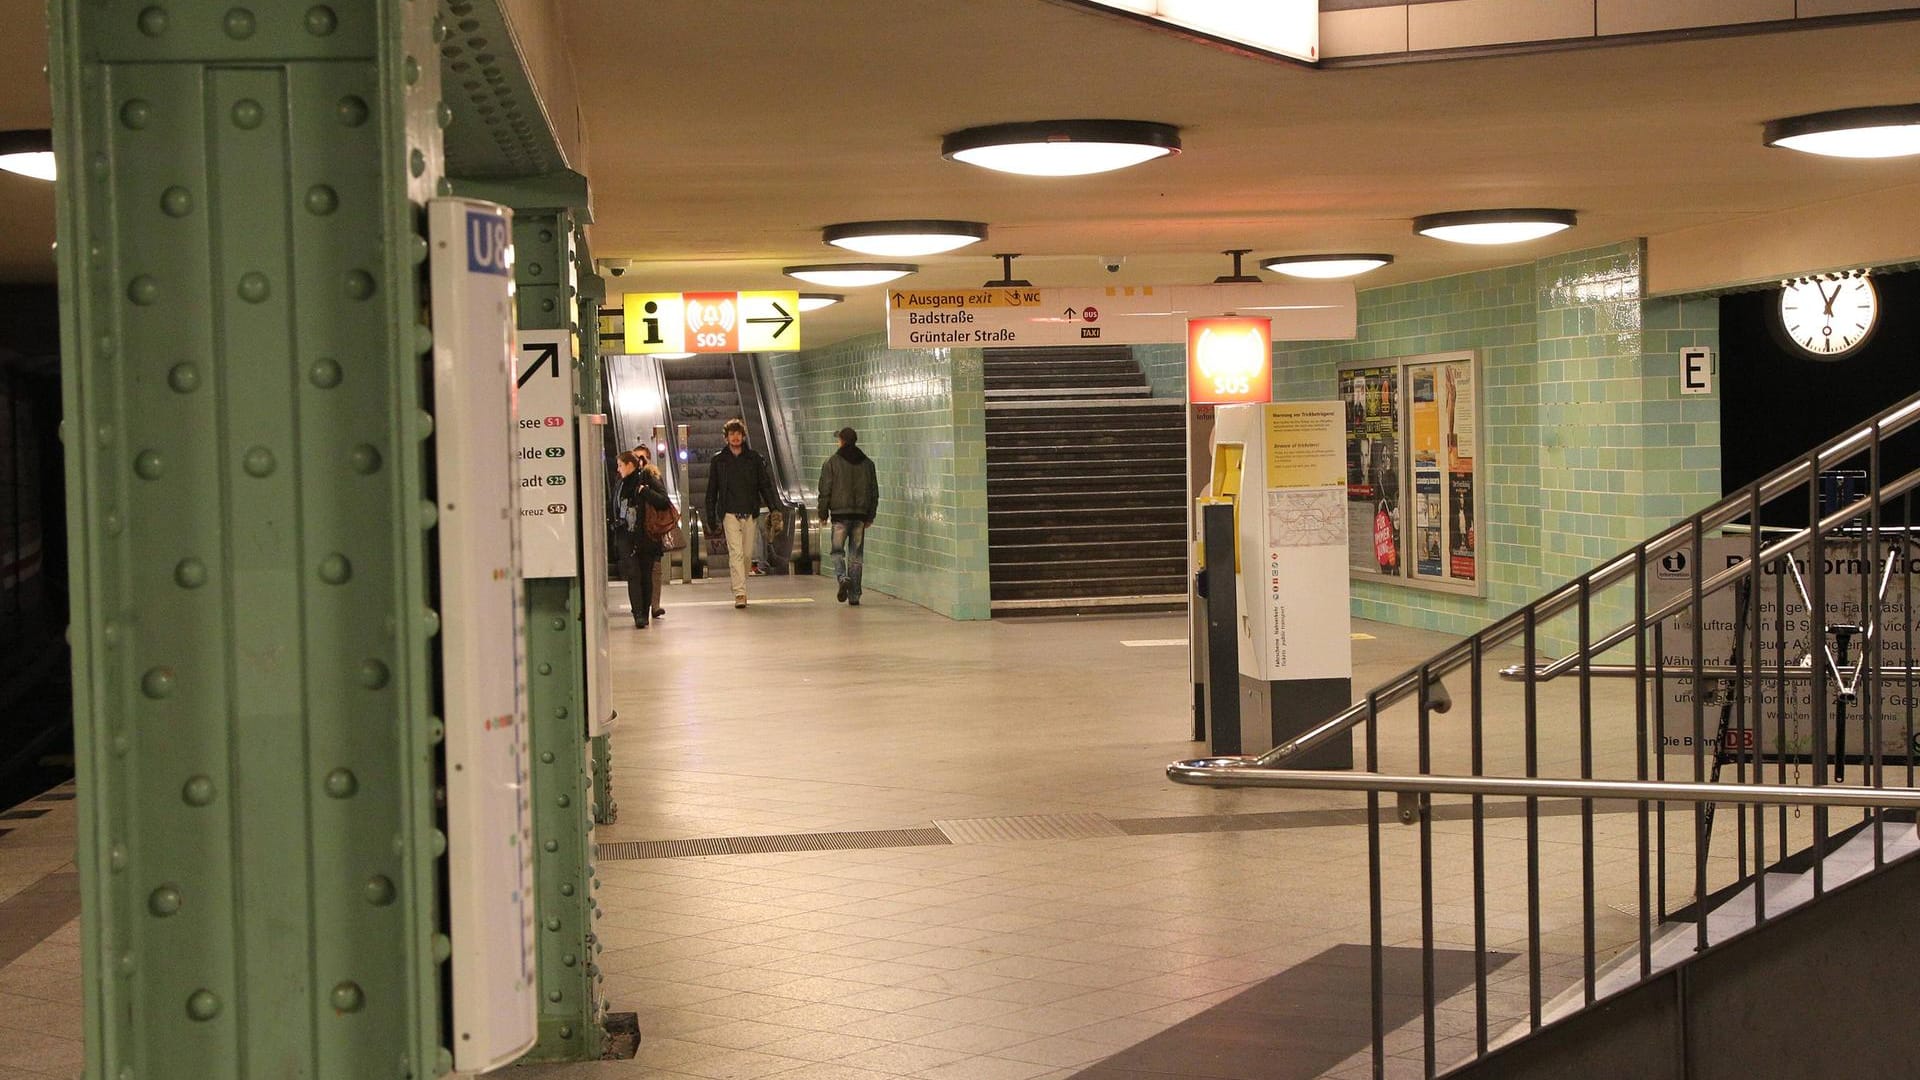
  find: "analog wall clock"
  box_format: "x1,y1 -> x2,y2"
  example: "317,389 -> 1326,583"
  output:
1778,273 -> 1878,359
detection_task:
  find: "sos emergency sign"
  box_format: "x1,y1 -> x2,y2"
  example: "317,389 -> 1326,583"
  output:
622,291 -> 801,354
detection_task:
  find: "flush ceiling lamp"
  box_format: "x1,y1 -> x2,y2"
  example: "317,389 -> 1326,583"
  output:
0,129 -> 55,181
1764,104 -> 1920,158
942,120 -> 1181,177
1260,253 -> 1395,279
823,220 -> 986,257
1414,209 -> 1576,245
782,263 -> 917,287
797,293 -> 844,312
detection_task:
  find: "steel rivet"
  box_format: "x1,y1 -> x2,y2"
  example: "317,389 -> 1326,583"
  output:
528,262 -> 543,277
546,990 -> 562,1003
160,186 -> 192,217
432,934 -> 452,963
324,768 -> 358,798
103,512 -> 124,537
423,608 -> 440,637
553,706 -> 568,720
242,446 -> 276,477
538,230 -> 553,243
111,731 -> 130,757
409,148 -> 426,177
305,185 -> 338,215
305,5 -> 337,35
140,667 -> 174,699
223,8 -> 255,38
541,298 -> 555,314
168,362 -> 200,393
182,775 -> 215,807
336,95 -> 369,127
349,443 -> 382,475
237,271 -> 270,303
558,1025 -> 573,1039
174,558 -> 207,589
561,953 -> 577,967
231,98 -> 264,129
556,793 -> 570,808
543,840 -> 557,852
119,100 -> 151,129
147,885 -> 181,916
432,15 -> 448,42
560,884 -> 574,897
429,718 -> 445,744
109,843 -> 128,872
186,990 -> 221,1021
435,102 -> 453,129
544,917 -> 560,932
344,270 -> 375,299
419,500 -> 438,528
126,276 -> 158,306
404,56 -> 421,85
364,875 -> 396,906
360,659 -> 390,689
435,1049 -> 453,1076
308,357 -> 343,388
435,177 -> 453,197
96,424 -> 113,447
539,751 -> 554,764
319,553 -> 352,585
133,449 -> 163,479
414,323 -> 435,353
96,335 -> 115,357
329,981 -> 364,1013
536,663 -> 551,676
431,830 -> 447,857
411,235 -> 430,265
89,155 -> 109,181
117,953 -> 136,977
417,409 -> 435,440
549,617 -> 565,632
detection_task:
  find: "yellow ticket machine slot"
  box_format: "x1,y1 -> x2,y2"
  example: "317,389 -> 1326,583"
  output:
1195,442 -> 1245,572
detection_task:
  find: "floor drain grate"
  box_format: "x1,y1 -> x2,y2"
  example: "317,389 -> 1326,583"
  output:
934,812 -> 1126,845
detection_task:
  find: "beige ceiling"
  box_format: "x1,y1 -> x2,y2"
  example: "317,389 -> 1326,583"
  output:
5,1 -> 1920,353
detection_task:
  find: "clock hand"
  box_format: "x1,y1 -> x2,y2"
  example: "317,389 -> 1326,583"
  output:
1819,280 -> 1839,316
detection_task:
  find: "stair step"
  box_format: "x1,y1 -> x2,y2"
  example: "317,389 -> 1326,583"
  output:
985,386 -> 1152,399
993,523 -> 1186,545
990,594 -> 1186,615
989,539 -> 1185,560
986,374 -> 1148,391
987,397 -> 1183,412
987,445 -> 1179,464
988,489 -> 1183,510
987,417 -> 1185,435
988,458 -> 1183,479
992,509 -> 1185,530
987,474 -> 1184,494
991,575 -> 1186,600
989,558 -> 1187,582
988,431 -> 1183,451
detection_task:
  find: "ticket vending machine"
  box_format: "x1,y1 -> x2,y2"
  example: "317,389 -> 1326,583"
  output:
1199,401 -> 1354,766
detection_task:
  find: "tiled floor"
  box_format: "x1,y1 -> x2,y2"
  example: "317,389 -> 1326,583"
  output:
0,571 -> 1853,1079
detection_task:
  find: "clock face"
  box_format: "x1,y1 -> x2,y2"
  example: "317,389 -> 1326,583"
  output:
1779,276 -> 1878,358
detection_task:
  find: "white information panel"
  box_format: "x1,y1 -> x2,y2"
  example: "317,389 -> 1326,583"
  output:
426,197 -> 537,1072
577,414 -> 617,736
515,330 -> 579,578
888,281 -> 1354,350
1215,402 -> 1353,682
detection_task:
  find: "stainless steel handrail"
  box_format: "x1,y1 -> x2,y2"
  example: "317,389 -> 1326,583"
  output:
1167,760 -> 1920,809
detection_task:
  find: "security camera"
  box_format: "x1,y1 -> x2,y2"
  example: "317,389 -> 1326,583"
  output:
1100,255 -> 1124,274
600,257 -> 632,278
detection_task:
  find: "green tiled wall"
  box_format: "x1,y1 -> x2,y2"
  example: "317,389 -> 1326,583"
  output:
1261,243 -> 1721,640
765,335 -> 991,620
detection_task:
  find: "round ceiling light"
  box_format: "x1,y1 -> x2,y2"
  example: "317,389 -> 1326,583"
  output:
824,220 -> 986,257
782,263 -> 917,287
942,120 -> 1181,177
0,129 -> 55,182
1260,254 -> 1395,280
1764,104 -> 1920,159
797,293 -> 844,312
1414,209 -> 1576,246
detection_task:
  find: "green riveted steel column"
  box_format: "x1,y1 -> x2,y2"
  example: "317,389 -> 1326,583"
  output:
514,209 -> 605,1061
578,236 -> 617,827
51,1 -> 451,1078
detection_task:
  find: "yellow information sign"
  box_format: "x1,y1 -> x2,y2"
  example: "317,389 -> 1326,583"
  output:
622,290 -> 801,354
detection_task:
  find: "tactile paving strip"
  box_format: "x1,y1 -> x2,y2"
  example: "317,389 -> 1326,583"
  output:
933,812 -> 1127,844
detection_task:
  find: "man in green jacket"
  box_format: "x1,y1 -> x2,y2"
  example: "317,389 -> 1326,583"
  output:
817,427 -> 880,606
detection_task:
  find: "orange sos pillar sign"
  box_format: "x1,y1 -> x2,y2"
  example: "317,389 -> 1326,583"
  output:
1187,316 -> 1272,404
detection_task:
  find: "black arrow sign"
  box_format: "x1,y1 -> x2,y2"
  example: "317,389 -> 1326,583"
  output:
1063,307 -> 1078,320
746,301 -> 794,339
516,342 -> 560,387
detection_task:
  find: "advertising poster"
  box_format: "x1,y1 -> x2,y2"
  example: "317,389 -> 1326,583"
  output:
1340,365 -> 1401,577
1415,471 -> 1443,577
1448,473 -> 1475,579
1444,359 -> 1476,581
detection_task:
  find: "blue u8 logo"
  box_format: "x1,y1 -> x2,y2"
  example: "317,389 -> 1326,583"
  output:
466,210 -> 511,276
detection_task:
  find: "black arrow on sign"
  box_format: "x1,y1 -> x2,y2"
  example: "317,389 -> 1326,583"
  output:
516,342 -> 560,387
746,302 -> 794,339
1063,307 -> 1078,320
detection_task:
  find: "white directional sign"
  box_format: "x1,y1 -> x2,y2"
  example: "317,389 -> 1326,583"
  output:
887,282 -> 1354,351
623,290 -> 801,354
515,330 -> 579,578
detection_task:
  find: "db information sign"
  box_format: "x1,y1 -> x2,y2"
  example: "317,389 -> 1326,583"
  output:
622,291 -> 801,354
1188,317 -> 1272,404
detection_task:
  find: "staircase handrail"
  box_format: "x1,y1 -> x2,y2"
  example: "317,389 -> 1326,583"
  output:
1180,389 -> 1920,775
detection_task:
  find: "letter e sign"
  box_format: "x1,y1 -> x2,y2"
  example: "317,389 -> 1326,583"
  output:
1681,346 -> 1713,396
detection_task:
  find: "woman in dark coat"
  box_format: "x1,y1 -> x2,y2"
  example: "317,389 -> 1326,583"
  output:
615,450 -> 673,628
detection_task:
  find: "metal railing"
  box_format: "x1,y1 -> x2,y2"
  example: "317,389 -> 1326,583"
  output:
1169,389 -> 1920,1078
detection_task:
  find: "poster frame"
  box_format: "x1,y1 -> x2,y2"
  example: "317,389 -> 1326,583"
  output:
1336,350 -> 1486,598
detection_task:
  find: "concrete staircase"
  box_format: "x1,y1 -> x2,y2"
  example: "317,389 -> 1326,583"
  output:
984,346 -> 1187,615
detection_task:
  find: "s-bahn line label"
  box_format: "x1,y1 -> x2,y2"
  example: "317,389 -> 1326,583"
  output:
887,282 -> 1354,350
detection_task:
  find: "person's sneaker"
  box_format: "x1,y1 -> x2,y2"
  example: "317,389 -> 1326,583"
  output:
836,581 -> 848,603
734,596 -> 747,609
848,598 -> 860,607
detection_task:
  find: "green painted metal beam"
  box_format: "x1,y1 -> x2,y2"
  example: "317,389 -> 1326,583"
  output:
53,1 -> 452,1076
512,209 -> 606,1062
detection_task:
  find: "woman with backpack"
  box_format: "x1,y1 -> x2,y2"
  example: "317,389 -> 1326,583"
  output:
616,450 -> 675,628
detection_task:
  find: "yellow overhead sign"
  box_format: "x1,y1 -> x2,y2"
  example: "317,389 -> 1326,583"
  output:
622,291 -> 801,354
